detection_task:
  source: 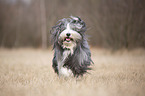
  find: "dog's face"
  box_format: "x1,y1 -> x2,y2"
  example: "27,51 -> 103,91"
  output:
51,16 -> 86,51
59,23 -> 82,50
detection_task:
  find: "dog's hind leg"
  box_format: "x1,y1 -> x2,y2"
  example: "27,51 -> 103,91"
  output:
52,56 -> 59,74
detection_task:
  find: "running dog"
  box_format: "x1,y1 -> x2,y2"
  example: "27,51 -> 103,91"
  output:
50,16 -> 93,77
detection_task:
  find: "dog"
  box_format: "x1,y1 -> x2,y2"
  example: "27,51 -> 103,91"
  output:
50,16 -> 93,77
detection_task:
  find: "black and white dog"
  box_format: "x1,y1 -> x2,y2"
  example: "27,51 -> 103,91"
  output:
50,16 -> 93,77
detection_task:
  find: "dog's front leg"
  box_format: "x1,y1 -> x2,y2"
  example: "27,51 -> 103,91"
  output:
57,53 -> 72,77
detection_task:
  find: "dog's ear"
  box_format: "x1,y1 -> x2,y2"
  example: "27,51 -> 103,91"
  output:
50,22 -> 61,45
79,19 -> 86,33
50,18 -> 68,35
50,19 -> 66,45
50,22 -> 61,34
70,16 -> 87,33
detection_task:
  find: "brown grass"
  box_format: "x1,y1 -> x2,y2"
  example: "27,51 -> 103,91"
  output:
0,48 -> 145,96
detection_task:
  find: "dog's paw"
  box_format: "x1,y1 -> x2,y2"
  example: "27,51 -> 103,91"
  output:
59,67 -> 73,77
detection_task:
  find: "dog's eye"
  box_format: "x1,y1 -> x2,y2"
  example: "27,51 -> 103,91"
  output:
72,20 -> 77,23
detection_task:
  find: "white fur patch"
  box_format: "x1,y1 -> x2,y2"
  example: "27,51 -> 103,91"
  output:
70,16 -> 79,21
59,67 -> 72,77
63,50 -> 71,59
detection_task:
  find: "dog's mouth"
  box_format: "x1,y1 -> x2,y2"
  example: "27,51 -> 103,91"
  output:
64,37 -> 73,42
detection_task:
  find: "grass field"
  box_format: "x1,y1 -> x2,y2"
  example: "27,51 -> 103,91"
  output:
0,48 -> 145,96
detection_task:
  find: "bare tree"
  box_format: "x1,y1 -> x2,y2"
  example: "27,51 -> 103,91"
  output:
0,0 -> 145,49
40,0 -> 47,49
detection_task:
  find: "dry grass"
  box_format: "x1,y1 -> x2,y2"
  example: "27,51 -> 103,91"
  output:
0,48 -> 145,96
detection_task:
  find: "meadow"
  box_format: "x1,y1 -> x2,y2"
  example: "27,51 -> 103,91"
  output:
0,48 -> 145,96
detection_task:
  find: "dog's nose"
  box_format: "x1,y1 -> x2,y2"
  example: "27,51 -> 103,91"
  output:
66,33 -> 71,37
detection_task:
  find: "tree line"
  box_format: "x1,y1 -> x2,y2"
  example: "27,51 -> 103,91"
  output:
0,0 -> 145,49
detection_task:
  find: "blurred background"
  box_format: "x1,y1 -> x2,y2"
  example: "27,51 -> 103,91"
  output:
0,0 -> 145,50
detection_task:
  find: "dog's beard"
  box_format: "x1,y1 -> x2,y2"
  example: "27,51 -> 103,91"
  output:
62,41 -> 76,54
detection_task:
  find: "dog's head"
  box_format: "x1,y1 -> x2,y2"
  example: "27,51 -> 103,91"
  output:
51,16 -> 86,50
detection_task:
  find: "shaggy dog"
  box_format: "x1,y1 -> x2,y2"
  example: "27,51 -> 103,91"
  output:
50,16 -> 93,77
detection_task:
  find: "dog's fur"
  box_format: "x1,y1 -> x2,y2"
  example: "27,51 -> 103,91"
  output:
50,16 -> 93,77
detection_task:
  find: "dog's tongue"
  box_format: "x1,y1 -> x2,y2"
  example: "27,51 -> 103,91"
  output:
66,38 -> 70,41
